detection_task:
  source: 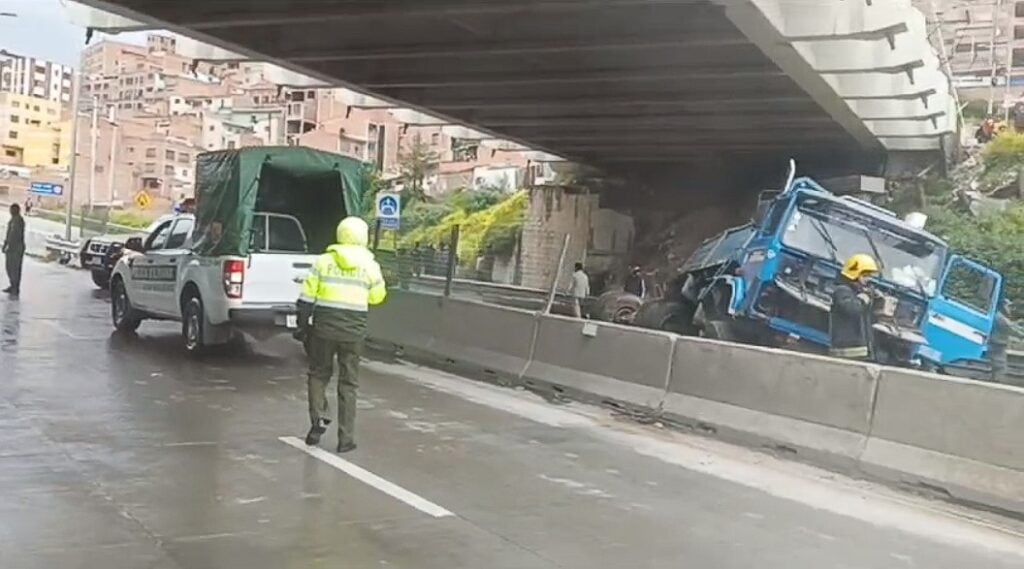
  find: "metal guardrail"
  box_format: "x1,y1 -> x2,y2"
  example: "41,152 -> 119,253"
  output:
44,234 -> 82,265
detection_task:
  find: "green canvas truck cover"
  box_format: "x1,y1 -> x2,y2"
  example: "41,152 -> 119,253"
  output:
193,146 -> 365,256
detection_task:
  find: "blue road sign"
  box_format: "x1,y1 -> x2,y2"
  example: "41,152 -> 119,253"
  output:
376,192 -> 401,230
29,182 -> 64,196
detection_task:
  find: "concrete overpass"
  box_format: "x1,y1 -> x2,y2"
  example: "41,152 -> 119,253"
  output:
68,0 -> 955,188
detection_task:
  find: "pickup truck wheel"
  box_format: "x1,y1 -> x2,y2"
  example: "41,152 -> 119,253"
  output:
633,299 -> 698,335
111,279 -> 142,333
91,270 -> 110,290
182,296 -> 206,355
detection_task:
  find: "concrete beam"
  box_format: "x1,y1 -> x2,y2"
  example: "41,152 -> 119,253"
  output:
282,36 -> 750,63
159,0 -> 705,29
427,96 -> 813,112
712,0 -> 882,151
478,115 -> 836,129
361,66 -> 785,89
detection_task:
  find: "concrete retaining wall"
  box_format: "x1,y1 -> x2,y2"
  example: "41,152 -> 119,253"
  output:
369,290 -> 1024,516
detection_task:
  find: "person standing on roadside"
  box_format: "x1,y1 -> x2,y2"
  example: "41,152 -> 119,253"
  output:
3,204 -> 25,297
624,265 -> 646,298
570,262 -> 590,318
296,216 -> 387,453
989,299 -> 1023,385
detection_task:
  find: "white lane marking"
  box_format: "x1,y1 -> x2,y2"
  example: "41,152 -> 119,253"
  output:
278,436 -> 454,518
366,360 -> 1024,559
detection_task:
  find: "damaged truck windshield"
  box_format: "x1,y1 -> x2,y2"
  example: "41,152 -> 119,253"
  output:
781,197 -> 945,296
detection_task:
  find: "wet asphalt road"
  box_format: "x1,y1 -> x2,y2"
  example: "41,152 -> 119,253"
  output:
3,258 -> 1024,569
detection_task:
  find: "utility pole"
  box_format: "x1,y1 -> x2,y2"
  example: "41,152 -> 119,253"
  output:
106,109 -> 118,206
87,96 -> 98,215
64,73 -> 81,241
988,0 -> 1004,116
1004,1 -> 1016,123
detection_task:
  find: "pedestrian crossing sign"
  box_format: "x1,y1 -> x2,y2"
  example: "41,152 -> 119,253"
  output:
134,191 -> 152,209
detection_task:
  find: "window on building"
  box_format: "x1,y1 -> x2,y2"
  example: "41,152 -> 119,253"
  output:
4,149 -> 17,157
209,125 -> 215,132
11,101 -> 19,108
144,162 -> 156,173
95,164 -> 104,173
1017,2 -> 1024,18
32,105 -> 39,112
146,147 -> 156,158
164,165 -> 175,175
227,140 -> 236,149
8,131 -> 17,139
178,152 -> 190,163
431,132 -> 440,145
10,116 -> 18,124
165,149 -> 174,160
127,146 -> 135,154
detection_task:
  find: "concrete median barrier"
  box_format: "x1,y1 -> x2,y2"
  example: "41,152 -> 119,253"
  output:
369,290 -> 1024,516
368,289 -> 444,353
663,337 -> 880,469
861,368 -> 1024,514
433,297 -> 538,378
523,315 -> 674,410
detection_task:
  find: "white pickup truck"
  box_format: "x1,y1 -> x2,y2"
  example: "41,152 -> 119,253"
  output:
110,211 -> 316,353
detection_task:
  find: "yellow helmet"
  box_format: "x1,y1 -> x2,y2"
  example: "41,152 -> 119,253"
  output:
841,254 -> 879,280
336,216 -> 369,246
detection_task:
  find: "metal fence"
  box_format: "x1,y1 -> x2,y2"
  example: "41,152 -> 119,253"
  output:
373,220 -> 584,315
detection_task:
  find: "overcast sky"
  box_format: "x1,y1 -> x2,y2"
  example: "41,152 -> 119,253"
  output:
0,0 -> 145,67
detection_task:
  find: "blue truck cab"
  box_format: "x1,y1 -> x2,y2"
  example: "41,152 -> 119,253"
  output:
660,176 -> 1004,375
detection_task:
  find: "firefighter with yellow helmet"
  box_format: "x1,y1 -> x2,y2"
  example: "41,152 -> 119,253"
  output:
829,254 -> 879,360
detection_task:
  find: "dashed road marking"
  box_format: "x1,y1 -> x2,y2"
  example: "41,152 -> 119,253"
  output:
279,436 -> 454,518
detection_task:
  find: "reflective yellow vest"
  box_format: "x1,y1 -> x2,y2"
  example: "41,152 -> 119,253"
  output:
299,244 -> 386,311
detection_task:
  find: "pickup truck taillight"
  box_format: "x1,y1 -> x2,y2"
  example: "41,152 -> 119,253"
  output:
223,260 -> 245,299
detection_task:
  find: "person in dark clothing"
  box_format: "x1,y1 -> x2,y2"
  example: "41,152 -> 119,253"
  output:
829,254 -> 879,360
624,265 -> 646,298
989,299 -> 1023,384
3,204 -> 25,296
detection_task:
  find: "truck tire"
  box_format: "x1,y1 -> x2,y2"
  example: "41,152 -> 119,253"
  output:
633,299 -> 698,335
182,295 -> 207,356
91,269 -> 110,290
111,278 -> 142,333
591,291 -> 642,324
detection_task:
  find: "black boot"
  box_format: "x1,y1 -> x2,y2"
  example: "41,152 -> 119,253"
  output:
336,441 -> 357,454
305,419 -> 327,446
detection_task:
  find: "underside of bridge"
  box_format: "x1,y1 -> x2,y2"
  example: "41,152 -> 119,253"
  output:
77,0 -> 890,194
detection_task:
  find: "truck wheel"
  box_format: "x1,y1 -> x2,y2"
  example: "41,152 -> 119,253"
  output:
591,291 -> 642,324
111,278 -> 142,333
633,299 -> 698,335
91,270 -> 110,290
182,295 -> 207,355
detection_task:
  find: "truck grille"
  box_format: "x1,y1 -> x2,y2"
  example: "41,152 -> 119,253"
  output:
89,242 -> 110,254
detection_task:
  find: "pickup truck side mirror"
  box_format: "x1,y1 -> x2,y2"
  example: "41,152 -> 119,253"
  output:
124,236 -> 145,252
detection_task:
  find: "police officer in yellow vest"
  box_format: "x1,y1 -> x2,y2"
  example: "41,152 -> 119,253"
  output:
297,216 -> 387,453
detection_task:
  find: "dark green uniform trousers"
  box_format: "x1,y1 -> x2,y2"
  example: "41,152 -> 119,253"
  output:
307,334 -> 362,446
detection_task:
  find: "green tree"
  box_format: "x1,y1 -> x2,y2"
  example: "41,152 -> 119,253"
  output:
398,134 -> 440,204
